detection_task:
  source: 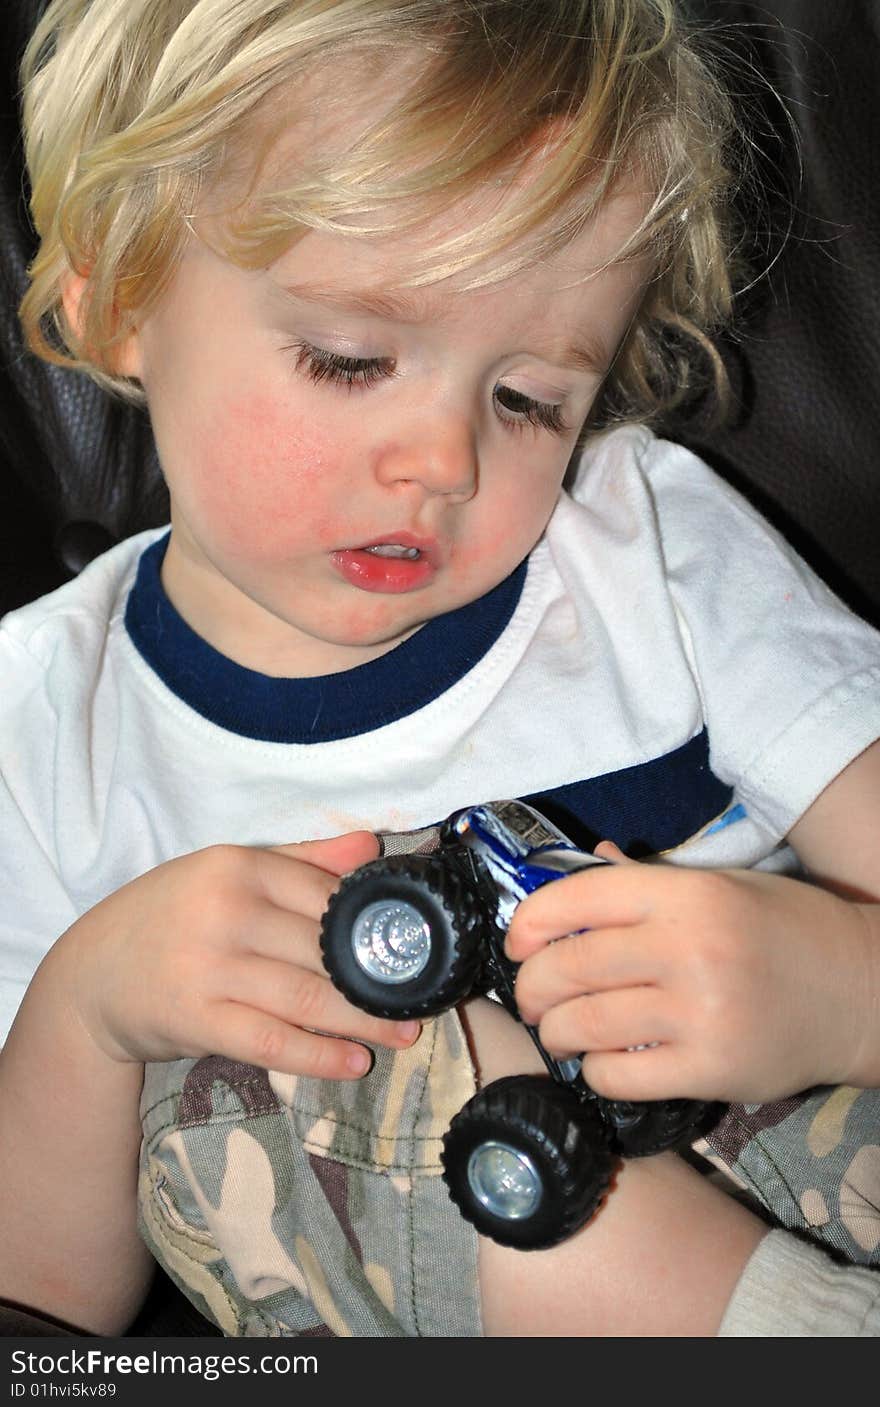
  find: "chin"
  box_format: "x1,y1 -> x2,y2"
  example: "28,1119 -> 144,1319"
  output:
332,619 -> 427,653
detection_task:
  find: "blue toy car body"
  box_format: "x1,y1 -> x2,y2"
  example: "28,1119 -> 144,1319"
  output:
445,800 -> 603,1085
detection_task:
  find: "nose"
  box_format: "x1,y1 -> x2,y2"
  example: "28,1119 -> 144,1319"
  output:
373,411 -> 478,500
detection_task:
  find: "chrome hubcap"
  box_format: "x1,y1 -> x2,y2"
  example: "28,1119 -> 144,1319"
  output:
467,1141 -> 542,1220
352,899 -> 431,983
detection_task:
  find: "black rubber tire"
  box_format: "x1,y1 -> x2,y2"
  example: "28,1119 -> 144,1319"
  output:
319,853 -> 487,1019
600,1096 -> 718,1157
441,1075 -> 616,1250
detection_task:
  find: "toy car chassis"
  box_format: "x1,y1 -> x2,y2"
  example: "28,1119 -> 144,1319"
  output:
320,799 -> 716,1250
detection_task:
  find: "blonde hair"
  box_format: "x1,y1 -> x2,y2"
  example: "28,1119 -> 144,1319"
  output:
20,0 -> 740,416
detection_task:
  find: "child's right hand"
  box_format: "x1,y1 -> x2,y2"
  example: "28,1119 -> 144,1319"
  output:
59,832 -> 420,1080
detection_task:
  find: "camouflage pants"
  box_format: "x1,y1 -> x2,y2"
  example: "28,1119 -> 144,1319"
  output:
138,1015 -> 880,1337
697,1086 -> 880,1267
138,1011 -> 484,1337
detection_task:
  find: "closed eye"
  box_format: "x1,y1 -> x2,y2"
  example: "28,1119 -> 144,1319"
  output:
288,341 -> 569,435
289,342 -> 396,389
494,385 -> 568,435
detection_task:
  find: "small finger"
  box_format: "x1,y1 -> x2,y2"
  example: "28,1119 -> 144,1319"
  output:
592,840 -> 635,864
210,1001 -> 378,1080
271,831 -> 379,877
224,954 -> 421,1051
513,927 -> 658,1024
238,904 -> 328,970
251,847 -> 360,922
506,867 -> 651,961
538,986 -> 670,1058
581,1045 -> 700,1103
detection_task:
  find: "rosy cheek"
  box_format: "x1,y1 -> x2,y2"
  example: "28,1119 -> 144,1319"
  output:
190,394 -> 342,555
450,514 -> 539,583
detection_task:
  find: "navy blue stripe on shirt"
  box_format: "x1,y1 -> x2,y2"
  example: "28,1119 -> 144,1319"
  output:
524,729 -> 733,856
125,532 -> 528,742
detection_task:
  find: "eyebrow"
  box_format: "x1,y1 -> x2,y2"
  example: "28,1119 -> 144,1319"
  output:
279,281 -> 432,323
554,334 -> 610,376
277,281 -> 610,376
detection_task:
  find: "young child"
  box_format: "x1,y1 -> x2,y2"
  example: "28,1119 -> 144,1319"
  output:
1,0 -> 879,1338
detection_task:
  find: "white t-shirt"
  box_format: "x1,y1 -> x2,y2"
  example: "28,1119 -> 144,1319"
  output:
2,423 -> 879,1044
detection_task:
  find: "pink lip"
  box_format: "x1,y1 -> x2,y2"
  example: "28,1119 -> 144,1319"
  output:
330,532 -> 440,594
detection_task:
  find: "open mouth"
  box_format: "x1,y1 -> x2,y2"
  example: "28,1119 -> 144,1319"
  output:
331,536 -> 438,593
362,543 -> 422,560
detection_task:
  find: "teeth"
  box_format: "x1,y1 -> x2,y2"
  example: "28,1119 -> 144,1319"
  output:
364,544 -> 421,559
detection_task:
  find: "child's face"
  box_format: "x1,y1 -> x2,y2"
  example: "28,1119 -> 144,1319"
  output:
123,180 -> 648,677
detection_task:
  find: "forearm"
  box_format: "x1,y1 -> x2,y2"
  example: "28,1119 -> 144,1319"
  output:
843,902 -> 880,1088
0,934 -> 153,1334
788,738 -> 880,1088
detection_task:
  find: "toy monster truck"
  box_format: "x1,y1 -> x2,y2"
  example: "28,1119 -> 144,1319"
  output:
320,799 -> 716,1250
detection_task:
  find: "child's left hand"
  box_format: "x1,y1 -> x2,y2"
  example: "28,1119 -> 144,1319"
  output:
506,845 -> 877,1104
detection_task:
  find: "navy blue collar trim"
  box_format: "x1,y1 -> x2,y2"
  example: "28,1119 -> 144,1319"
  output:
125,533 -> 527,743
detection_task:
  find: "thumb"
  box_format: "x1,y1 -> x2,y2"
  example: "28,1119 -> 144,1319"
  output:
592,839 -> 637,865
272,830 -> 380,877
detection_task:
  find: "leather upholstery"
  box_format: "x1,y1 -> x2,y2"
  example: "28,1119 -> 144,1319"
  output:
0,1 -> 168,612
671,2 -> 880,623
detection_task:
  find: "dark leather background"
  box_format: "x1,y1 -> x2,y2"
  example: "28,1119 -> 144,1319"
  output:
673,1 -> 880,625
0,0 -> 168,611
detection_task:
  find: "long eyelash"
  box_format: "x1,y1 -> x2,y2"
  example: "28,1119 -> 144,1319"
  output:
287,345 -> 566,433
288,342 -> 395,389
495,386 -> 569,435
